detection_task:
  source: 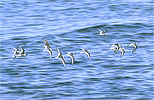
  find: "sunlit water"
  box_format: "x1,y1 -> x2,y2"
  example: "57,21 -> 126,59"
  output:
0,0 -> 154,100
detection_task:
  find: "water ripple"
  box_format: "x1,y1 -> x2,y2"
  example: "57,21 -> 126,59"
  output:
1,0 -> 154,99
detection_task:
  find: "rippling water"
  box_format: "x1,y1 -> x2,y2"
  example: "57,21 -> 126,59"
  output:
0,0 -> 154,100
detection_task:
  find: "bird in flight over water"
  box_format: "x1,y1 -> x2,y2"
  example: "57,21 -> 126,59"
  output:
97,29 -> 108,36
67,52 -> 74,65
81,49 -> 90,60
128,42 -> 137,53
56,47 -> 66,67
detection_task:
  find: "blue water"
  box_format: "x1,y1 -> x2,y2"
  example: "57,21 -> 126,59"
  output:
0,0 -> 154,100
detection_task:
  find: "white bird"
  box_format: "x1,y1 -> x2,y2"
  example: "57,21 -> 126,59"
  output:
56,47 -> 66,67
18,46 -> 27,56
46,46 -> 52,58
42,38 -> 50,47
42,38 -> 52,58
119,48 -> 125,57
42,38 -> 51,50
97,29 -> 108,36
81,49 -> 90,60
128,42 -> 137,53
12,48 -> 19,59
67,52 -> 74,65
111,43 -> 122,50
109,47 -> 118,55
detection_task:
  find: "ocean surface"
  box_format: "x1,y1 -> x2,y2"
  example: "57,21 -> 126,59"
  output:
0,0 -> 154,100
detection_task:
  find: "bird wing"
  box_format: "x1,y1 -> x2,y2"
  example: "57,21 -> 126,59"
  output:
47,49 -> 52,58
56,47 -> 62,57
85,52 -> 90,59
70,56 -> 74,65
42,38 -> 50,46
60,57 -> 65,67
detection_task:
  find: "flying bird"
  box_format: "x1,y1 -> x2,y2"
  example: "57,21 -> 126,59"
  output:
67,52 -> 74,65
111,43 -> 122,51
81,49 -> 90,60
119,48 -> 125,57
97,29 -> 108,36
56,47 -> 66,67
42,38 -> 52,58
128,42 -> 137,53
109,47 -> 118,55
46,47 -> 52,58
18,46 -> 27,56
12,48 -> 19,59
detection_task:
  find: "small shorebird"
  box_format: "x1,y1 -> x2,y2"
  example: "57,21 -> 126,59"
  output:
42,38 -> 52,58
111,43 -> 122,50
110,43 -> 122,55
56,47 -> 66,67
12,48 -> 19,59
128,42 -> 137,53
44,45 -> 52,58
67,52 -> 74,65
47,47 -> 52,58
42,38 -> 50,47
109,47 -> 118,55
97,29 -> 108,36
42,38 -> 51,50
81,49 -> 90,60
18,46 -> 27,56
119,48 -> 125,57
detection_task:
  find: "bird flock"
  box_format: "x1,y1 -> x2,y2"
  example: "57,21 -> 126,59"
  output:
109,42 -> 137,57
12,46 -> 27,59
12,28 -> 137,67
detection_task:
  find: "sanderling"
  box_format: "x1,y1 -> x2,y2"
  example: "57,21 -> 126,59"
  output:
44,45 -> 52,58
46,47 -> 52,58
18,46 -> 27,56
119,47 -> 125,57
56,47 -> 66,67
81,49 -> 90,60
109,47 -> 118,55
67,52 -> 74,65
12,48 -> 19,59
97,29 -> 108,36
42,38 -> 52,58
42,38 -> 51,50
110,43 -> 122,55
111,43 -> 122,50
128,42 -> 137,53
42,38 -> 50,47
